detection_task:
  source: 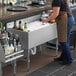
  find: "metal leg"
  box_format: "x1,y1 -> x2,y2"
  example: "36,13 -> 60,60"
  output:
27,49 -> 30,71
56,38 -> 58,57
13,60 -> 16,76
0,62 -> 2,76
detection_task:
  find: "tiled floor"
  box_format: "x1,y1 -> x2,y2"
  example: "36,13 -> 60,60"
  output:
28,48 -> 76,76
2,47 -> 76,76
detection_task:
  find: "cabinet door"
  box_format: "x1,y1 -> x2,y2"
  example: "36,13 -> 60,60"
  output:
28,23 -> 57,49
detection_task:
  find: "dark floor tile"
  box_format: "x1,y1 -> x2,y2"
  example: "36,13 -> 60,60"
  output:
70,73 -> 76,76
64,64 -> 76,72
51,68 -> 72,76
27,70 -> 48,76
71,60 -> 76,66
39,61 -> 63,74
72,51 -> 76,59
49,74 -> 56,76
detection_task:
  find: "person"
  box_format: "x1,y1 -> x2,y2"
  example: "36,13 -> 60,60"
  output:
42,0 -> 75,64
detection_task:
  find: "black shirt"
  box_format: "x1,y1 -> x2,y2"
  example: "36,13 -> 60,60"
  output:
52,0 -> 68,11
52,0 -> 72,16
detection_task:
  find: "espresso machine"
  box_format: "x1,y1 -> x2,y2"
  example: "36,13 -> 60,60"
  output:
1,0 -> 26,5
31,0 -> 46,5
1,0 -> 17,5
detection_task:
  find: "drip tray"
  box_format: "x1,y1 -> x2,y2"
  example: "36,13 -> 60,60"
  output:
28,3 -> 46,7
7,6 -> 27,12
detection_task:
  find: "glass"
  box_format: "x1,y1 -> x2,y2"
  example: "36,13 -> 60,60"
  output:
41,11 -> 49,25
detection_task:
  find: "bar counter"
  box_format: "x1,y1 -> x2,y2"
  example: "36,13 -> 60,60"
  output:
0,2 -> 51,23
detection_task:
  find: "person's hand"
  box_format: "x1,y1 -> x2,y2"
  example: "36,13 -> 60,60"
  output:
50,19 -> 55,23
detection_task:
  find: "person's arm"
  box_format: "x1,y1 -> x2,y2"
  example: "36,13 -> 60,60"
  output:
48,6 -> 60,21
41,7 -> 60,23
42,0 -> 61,23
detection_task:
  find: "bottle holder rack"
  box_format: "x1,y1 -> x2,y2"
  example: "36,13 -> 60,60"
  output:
0,43 -> 24,63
